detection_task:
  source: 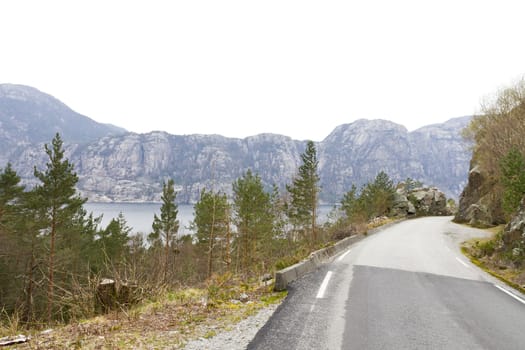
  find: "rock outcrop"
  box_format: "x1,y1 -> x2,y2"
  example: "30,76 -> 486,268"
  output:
392,186 -> 450,217
454,163 -> 505,227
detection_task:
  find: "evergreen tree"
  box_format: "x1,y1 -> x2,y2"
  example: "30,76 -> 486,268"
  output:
286,140 -> 320,244
192,189 -> 229,278
341,184 -> 359,221
360,171 -> 395,218
98,212 -> 131,270
0,163 -> 27,319
33,133 -> 86,322
232,169 -> 274,274
150,179 -> 179,283
0,163 -> 24,218
500,148 -> 525,215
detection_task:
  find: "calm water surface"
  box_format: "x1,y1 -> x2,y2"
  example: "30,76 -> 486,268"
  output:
84,202 -> 335,236
84,203 -> 194,235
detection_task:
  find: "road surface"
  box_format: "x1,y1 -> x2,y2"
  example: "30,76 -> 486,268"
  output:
248,217 -> 525,350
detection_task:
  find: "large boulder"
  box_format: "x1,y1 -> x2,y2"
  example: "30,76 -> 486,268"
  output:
408,187 -> 450,216
392,186 -> 449,217
391,191 -> 411,217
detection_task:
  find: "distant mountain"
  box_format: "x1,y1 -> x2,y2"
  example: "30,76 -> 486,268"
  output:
0,84 -> 125,145
0,84 -> 471,203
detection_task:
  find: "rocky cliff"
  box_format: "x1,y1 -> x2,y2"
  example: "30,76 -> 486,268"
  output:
0,85 -> 472,203
319,117 -> 471,202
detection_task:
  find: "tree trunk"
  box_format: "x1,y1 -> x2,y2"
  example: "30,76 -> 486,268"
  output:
224,213 -> 231,271
47,214 -> 56,324
164,230 -> 169,284
312,192 -> 317,245
23,238 -> 35,325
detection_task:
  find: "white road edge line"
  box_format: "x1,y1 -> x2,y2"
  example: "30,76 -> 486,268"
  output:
337,249 -> 351,262
494,284 -> 525,305
455,257 -> 470,268
316,271 -> 333,299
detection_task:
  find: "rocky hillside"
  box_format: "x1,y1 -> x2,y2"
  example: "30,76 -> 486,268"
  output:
0,85 -> 471,203
0,84 -> 126,165
318,117 -> 471,201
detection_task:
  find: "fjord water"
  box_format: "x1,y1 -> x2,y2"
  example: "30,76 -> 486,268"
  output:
85,202 -> 334,236
84,202 -> 195,236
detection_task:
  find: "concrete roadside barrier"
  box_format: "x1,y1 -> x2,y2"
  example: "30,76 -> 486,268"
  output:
273,219 -> 403,291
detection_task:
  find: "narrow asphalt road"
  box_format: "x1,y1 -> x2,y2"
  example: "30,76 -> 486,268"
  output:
248,217 -> 525,350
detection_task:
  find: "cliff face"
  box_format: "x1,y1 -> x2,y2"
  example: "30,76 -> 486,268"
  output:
319,117 -> 471,202
63,118 -> 469,203
68,132 -> 304,203
1,85 -> 472,203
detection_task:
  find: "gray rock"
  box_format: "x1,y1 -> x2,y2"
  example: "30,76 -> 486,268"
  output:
503,197 -> 525,245
455,163 -> 505,226
394,187 -> 450,217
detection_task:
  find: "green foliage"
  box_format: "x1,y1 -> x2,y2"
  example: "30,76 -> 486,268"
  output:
340,184 -> 360,220
150,179 -> 180,247
192,189 -> 230,278
341,171 -> 396,223
360,171 -> 396,218
475,239 -> 498,257
286,141 -> 320,243
500,148 -> 525,216
33,133 -> 90,321
150,179 -> 180,282
97,212 -> 131,266
0,163 -> 24,212
232,169 -> 275,274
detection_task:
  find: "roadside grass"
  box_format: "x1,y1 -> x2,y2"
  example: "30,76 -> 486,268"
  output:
1,281 -> 287,349
460,225 -> 525,294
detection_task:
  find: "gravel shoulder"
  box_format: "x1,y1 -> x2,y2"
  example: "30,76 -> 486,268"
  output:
183,302 -> 281,350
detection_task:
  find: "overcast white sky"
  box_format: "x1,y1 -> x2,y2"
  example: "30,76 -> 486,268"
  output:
1,1 -> 524,141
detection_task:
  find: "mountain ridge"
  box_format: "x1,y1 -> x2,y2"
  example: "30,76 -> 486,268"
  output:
0,84 -> 471,203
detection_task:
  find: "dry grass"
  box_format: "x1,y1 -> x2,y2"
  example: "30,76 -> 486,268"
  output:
2,281 -> 286,349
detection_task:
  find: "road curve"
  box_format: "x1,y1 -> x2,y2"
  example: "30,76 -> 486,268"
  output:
248,217 -> 525,350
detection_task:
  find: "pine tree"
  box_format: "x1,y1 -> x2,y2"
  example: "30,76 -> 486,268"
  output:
341,184 -> 359,220
98,212 -> 131,270
150,179 -> 179,283
360,171 -> 395,218
286,141 -> 320,244
0,163 -> 28,319
232,170 -> 274,274
33,133 -> 86,322
192,189 -> 229,278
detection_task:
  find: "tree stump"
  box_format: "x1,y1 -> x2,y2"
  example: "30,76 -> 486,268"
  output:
95,278 -> 116,313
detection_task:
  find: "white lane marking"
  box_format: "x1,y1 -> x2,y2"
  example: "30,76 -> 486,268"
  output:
455,257 -> 470,268
337,249 -> 351,262
316,271 -> 333,299
494,285 -> 525,305
309,304 -> 316,313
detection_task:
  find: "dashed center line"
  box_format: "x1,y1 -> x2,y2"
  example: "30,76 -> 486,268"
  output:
316,271 -> 333,299
455,257 -> 470,268
494,284 -> 525,305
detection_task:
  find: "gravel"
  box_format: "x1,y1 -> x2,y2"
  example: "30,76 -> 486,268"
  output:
183,302 -> 280,350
